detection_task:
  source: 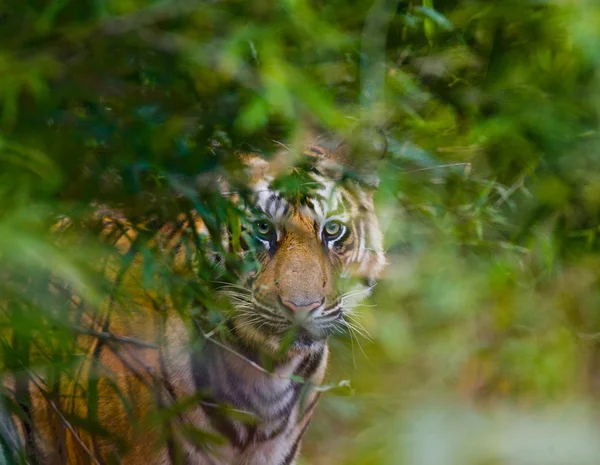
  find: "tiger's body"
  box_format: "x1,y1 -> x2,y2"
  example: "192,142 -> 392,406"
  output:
65,310 -> 327,465
159,319 -> 327,465
11,143 -> 385,464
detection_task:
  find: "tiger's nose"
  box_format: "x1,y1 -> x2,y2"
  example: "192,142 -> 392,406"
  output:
281,298 -> 323,313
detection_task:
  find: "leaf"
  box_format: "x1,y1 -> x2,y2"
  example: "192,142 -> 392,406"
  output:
416,4 -> 454,37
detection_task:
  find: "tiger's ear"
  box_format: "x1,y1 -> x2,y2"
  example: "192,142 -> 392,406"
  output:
238,152 -> 272,179
331,129 -> 388,161
329,129 -> 388,188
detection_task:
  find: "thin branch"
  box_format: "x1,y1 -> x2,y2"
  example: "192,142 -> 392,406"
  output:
400,162 -> 472,175
494,174 -> 526,207
577,332 -> 600,341
198,328 -> 349,393
73,328 -> 159,349
199,329 -> 274,377
27,371 -> 101,465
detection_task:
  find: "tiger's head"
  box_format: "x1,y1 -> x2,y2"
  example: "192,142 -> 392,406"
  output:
224,143 -> 386,353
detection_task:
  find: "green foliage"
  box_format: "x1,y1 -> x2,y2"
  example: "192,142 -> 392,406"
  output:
2,0 -> 600,463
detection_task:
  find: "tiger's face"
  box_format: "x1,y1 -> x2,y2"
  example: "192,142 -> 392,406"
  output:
227,146 -> 385,352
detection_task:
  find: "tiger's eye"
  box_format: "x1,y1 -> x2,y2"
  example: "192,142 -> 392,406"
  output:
324,221 -> 343,239
254,220 -> 273,238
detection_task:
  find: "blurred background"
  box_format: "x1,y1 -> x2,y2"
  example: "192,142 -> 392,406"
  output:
2,0 -> 600,464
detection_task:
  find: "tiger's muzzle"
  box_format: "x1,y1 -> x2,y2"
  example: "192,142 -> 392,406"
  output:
251,214 -> 339,339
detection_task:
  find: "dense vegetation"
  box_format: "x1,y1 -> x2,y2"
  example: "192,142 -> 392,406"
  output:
2,0 -> 600,463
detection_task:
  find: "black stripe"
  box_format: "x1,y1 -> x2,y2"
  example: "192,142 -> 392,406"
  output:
321,303 -> 342,316
191,328 -> 254,409
191,318 -> 322,455
252,416 -> 289,443
279,437 -> 300,465
166,432 -> 187,465
294,347 -> 325,380
252,300 -> 286,320
308,146 -> 326,156
191,346 -> 211,393
297,413 -> 314,439
218,359 -> 258,410
200,400 -> 245,448
278,409 -> 316,465
299,393 -> 321,423
340,232 -> 355,250
193,342 -> 252,448
249,377 -> 291,404
263,384 -> 302,422
317,312 -> 342,325
265,194 -> 278,214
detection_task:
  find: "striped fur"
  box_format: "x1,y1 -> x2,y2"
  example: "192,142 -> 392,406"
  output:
13,144 -> 385,464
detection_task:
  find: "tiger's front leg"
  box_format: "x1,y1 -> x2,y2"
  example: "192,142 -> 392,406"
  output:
235,388 -> 321,465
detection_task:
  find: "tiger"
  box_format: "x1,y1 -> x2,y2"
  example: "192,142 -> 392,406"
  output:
7,141 -> 386,465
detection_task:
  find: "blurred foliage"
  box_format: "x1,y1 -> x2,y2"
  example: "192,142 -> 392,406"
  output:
2,0 -> 600,463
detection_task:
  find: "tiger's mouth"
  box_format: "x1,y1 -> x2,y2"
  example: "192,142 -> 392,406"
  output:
218,279 -> 374,348
238,296 -> 344,342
